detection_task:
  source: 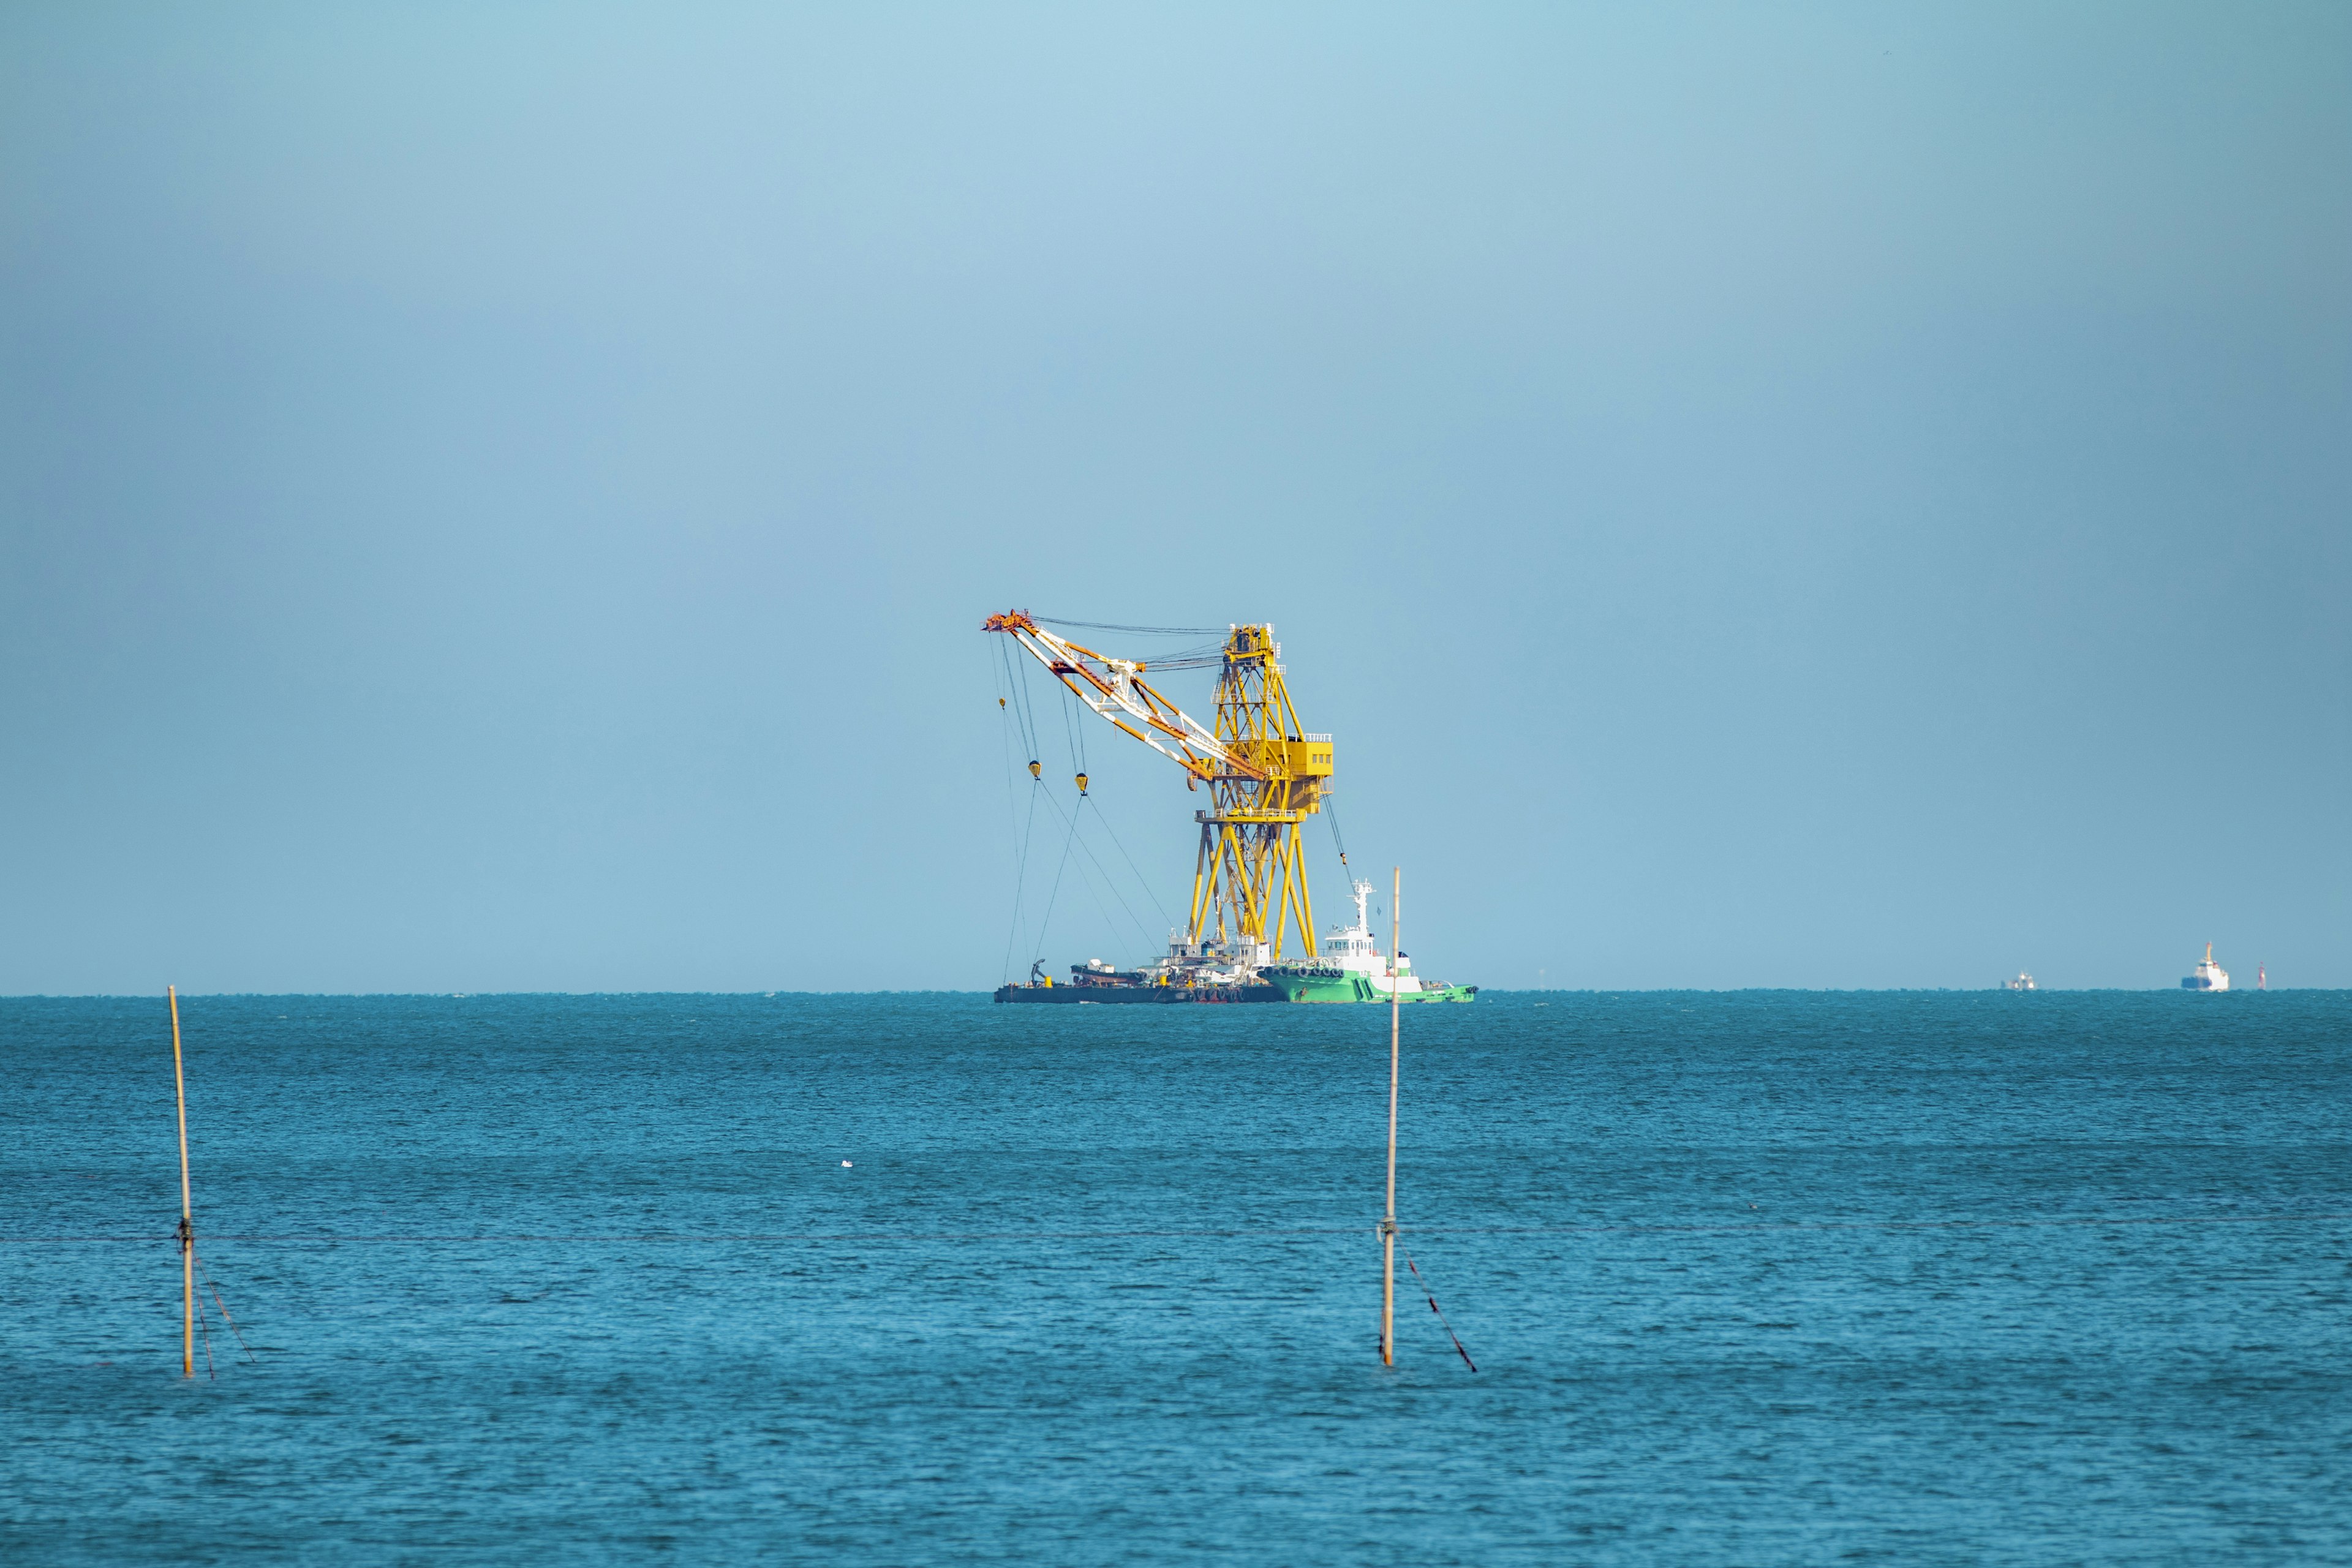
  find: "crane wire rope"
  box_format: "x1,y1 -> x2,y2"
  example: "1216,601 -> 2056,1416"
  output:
1031,617 -> 1224,636
1028,685 -> 1118,965
1005,636 -> 1044,762
1059,682 -> 1089,783
997,638 -> 1166,970
1070,803 -> 1156,960
1029,782 -> 1159,962
1068,797 -> 1159,957
1047,683 -> 1167,956
1044,652 -> 1177,935
1030,789 -> 1086,970
1085,792 -> 1176,935
1040,664 -> 1170,933
994,647 -> 1044,983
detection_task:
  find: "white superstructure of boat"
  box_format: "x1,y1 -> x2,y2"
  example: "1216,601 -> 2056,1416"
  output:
2182,943 -> 2230,992
1257,879 -> 1478,1002
1306,879 -> 1428,998
2004,971 -> 2036,991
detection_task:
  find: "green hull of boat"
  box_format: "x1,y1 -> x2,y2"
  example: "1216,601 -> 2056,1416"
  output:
1260,967 -> 1477,1004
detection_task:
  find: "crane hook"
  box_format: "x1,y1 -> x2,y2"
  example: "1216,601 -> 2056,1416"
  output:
1075,772 -> 1090,796
1028,760 -> 1041,780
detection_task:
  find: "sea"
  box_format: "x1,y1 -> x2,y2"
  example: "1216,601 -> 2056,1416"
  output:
4,990 -> 2346,1565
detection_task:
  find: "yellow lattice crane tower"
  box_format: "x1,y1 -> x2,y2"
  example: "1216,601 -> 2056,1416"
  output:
984,611 -> 1334,962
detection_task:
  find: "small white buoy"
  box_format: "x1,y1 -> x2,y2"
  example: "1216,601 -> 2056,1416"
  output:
842,1159 -> 853,1167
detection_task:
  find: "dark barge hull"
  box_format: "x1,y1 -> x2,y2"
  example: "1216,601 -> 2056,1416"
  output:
993,983 -> 1288,1004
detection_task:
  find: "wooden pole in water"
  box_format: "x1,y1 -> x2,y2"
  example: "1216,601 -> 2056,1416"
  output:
1381,867 -> 1400,1366
170,986 -> 194,1379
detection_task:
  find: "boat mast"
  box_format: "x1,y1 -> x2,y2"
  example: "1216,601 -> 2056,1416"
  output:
1381,866 -> 1400,1366
170,986 -> 194,1379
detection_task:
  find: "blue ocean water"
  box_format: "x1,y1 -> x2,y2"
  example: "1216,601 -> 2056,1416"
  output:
4,990 -> 2347,1565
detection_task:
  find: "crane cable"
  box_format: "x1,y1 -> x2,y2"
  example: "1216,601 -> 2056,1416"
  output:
1034,686 -> 1099,965
1003,639 -> 1044,768
1028,782 -> 1160,963
1056,669 -> 1167,925
1031,616 -> 1223,636
1072,796 -> 1162,956
1087,794 -> 1175,934
1059,682 -> 1089,786
1000,646 -> 1160,973
995,645 -> 1046,982
1030,792 -> 1085,970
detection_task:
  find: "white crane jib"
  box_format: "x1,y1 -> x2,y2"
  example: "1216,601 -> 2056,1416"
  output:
984,611 -> 1259,785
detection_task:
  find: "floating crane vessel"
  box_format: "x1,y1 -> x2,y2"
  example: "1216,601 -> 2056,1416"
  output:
984,611 -> 1474,1005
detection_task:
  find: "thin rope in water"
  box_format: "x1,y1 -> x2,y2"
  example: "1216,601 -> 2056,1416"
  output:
15,1211 -> 2345,1246
192,1264 -> 218,1379
195,1250 -> 257,1363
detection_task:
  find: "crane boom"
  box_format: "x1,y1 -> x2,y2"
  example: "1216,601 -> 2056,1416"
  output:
984,609 -> 1333,961
983,611 -> 1250,782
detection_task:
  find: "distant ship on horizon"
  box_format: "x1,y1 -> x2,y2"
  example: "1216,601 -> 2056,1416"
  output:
2003,970 -> 2037,991
2182,943 -> 2230,992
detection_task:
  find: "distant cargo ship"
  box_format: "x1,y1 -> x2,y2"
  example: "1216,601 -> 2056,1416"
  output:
2182,943 -> 2230,992
2004,971 -> 2037,991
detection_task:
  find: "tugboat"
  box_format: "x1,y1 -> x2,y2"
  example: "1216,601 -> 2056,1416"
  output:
2182,943 -> 2230,991
1259,881 -> 1478,1003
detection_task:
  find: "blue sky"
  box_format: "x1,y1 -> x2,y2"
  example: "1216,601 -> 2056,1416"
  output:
3,3 -> 2346,992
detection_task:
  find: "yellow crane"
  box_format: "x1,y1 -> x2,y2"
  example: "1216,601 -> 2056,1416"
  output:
984,611 -> 1334,962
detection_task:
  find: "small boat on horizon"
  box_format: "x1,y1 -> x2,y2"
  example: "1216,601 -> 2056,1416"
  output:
2182,943 -> 2230,992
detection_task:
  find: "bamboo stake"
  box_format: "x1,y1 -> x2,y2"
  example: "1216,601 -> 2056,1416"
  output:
1381,867 -> 1400,1366
170,986 -> 194,1379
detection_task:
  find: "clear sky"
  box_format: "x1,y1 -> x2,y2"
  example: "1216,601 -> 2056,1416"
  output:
4,3 -> 2346,993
